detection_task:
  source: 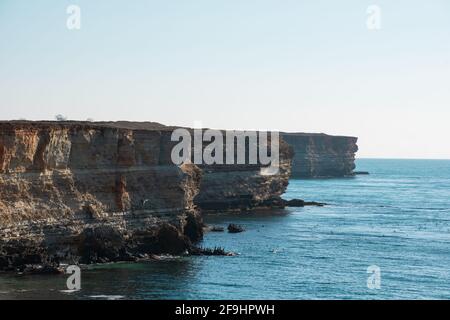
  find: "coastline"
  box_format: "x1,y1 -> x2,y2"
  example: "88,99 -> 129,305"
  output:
0,121 -> 357,273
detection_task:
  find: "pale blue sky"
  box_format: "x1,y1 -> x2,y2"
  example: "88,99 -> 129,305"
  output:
1,0 -> 449,158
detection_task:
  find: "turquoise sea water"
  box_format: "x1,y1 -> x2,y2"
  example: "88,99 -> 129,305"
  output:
1,159 -> 450,300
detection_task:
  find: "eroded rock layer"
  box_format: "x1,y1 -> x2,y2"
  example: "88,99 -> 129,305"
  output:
281,133 -> 358,178
194,137 -> 293,212
105,123 -> 294,212
0,122 -> 202,271
0,121 -> 293,271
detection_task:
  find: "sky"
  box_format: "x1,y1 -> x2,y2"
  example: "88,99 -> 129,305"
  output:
1,0 -> 449,159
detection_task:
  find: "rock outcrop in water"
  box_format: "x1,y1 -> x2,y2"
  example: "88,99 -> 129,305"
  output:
0,121 -> 292,271
281,133 -> 358,178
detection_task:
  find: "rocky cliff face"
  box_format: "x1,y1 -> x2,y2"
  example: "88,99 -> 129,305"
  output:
104,123 -> 294,212
0,122 -> 203,271
194,137 -> 293,212
281,133 -> 358,178
0,121 -> 293,271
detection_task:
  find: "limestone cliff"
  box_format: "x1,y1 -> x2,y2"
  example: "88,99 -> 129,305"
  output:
194,135 -> 293,212
281,133 -> 358,178
0,121 -> 293,271
0,122 -> 203,271
104,123 -> 294,212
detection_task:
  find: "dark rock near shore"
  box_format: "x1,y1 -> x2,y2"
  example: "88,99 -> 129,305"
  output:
353,171 -> 369,175
77,225 -> 129,264
283,198 -> 326,207
228,224 -> 245,233
190,246 -> 235,256
20,264 -> 64,275
303,201 -> 326,207
183,211 -> 205,242
284,199 -> 305,207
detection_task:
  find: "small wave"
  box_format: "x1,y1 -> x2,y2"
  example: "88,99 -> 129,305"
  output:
89,295 -> 125,300
60,289 -> 79,294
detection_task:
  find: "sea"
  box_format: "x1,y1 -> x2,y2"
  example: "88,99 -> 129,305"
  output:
1,159 -> 450,300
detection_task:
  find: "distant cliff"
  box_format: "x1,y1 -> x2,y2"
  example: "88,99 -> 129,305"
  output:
281,133 -> 358,178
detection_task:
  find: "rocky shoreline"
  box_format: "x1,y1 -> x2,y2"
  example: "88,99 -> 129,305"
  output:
0,121 -> 290,272
0,121 -> 356,273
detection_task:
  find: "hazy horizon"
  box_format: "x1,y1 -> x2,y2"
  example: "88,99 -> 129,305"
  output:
1,0 -> 449,159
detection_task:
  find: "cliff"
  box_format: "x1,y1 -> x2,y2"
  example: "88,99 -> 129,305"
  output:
0,122 -> 203,271
194,134 -> 293,212
103,122 -> 294,212
281,133 -> 358,178
0,121 -> 292,271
